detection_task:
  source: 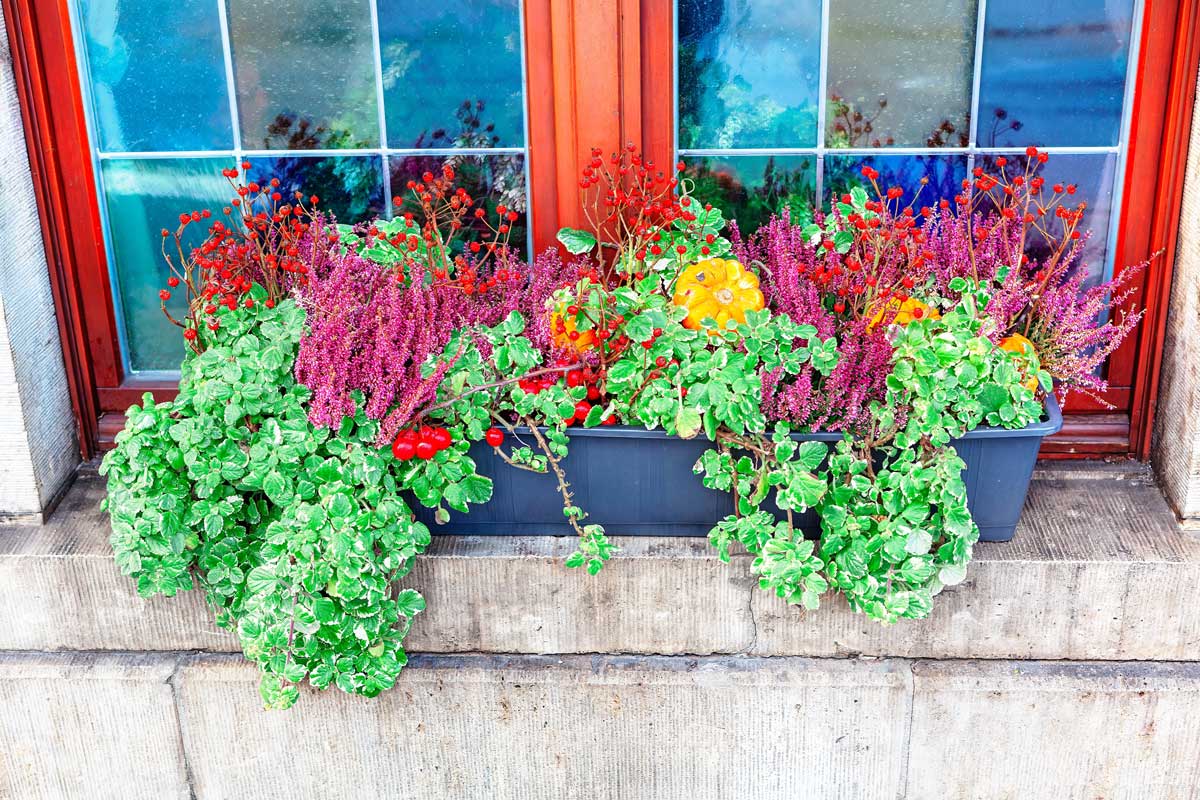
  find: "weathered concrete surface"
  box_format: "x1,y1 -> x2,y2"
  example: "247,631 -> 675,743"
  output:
4,652 -> 1199,800
0,470 -> 236,652
0,4 -> 79,520
907,660 -> 1200,800
1155,79 -> 1200,525
4,465 -> 1198,661
0,652 -> 190,800
175,653 -> 912,800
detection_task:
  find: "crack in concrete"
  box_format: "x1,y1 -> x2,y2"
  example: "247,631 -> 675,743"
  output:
167,655 -> 200,800
897,661 -> 917,800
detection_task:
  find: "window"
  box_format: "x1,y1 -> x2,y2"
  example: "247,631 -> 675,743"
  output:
69,0 -> 529,373
7,0 -> 1195,458
675,0 -> 1138,295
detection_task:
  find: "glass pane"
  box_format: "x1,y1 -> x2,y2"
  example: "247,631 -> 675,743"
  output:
977,152 -> 1118,289
682,155 -> 816,233
100,158 -> 232,372
389,154 -> 528,252
378,0 -> 524,148
243,156 -> 384,224
75,0 -> 231,151
826,0 -> 977,148
822,154 -> 968,209
678,0 -> 821,149
227,0 -> 379,150
977,0 -> 1135,147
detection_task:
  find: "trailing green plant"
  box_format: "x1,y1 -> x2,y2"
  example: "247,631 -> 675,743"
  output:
102,289 -> 491,708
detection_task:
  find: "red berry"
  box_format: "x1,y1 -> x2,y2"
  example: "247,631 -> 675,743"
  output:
431,428 -> 452,450
183,328 -> 197,341
485,427 -> 504,447
566,370 -> 584,387
415,440 -> 436,460
655,356 -> 667,368
392,438 -> 416,461
574,400 -> 592,421
586,385 -> 600,400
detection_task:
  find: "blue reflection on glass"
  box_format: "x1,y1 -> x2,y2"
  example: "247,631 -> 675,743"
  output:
244,156 -> 384,224
75,0 -> 232,151
978,0 -> 1134,147
977,152 -> 1118,288
100,158 -> 233,372
682,155 -> 816,233
678,0 -> 822,149
822,154 -> 968,210
378,0 -> 525,149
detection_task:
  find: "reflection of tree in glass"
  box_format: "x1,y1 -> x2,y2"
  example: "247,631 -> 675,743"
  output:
678,43 -> 819,149
980,107 -> 1024,147
827,92 -> 969,150
828,94 -> 894,148
256,113 -> 382,222
391,99 -> 527,251
683,157 -> 815,234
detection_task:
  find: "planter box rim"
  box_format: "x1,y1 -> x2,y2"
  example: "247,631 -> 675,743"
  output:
508,394 -> 1063,442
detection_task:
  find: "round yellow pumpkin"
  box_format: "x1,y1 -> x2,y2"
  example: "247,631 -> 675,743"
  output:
672,258 -> 765,331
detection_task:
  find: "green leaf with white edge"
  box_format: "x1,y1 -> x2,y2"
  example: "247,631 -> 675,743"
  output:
556,227 -> 598,254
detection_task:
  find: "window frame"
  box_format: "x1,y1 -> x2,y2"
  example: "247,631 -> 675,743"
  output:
4,0 -> 1196,458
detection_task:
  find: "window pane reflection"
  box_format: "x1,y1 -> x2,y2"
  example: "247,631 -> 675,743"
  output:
678,0 -> 822,149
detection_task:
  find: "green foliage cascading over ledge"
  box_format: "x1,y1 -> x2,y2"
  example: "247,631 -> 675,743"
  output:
101,289 -> 493,709
101,144 -> 1136,710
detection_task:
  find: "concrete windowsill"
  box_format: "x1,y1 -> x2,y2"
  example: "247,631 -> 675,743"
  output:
0,461 -> 1196,661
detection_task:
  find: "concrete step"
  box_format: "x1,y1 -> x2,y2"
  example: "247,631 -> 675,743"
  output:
1,650 -> 1197,800
1,463 -> 1197,660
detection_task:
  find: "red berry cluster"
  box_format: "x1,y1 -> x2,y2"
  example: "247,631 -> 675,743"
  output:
392,425 -> 454,461
383,162 -> 523,290
576,144 -> 696,277
157,163 -> 318,350
804,151 -> 1089,325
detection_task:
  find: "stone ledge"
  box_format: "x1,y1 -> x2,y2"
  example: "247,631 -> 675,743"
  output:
1,464 -> 1197,660
2,651 -> 1198,800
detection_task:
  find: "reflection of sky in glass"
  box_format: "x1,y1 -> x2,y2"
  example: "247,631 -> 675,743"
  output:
101,159 -> 233,372
243,157 -> 384,224
76,0 -> 232,151
228,0 -> 379,150
379,0 -> 524,149
682,156 -> 816,233
978,0 -> 1134,147
823,155 -> 968,210
978,153 -> 1118,288
678,0 -> 821,149
826,0 -> 977,148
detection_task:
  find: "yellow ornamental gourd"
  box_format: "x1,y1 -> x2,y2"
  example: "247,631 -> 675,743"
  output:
672,258 -> 765,332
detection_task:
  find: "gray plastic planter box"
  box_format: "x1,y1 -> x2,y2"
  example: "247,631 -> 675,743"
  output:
414,396 -> 1062,543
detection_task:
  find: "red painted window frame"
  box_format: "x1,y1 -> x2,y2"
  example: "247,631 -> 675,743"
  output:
3,0 -> 1197,459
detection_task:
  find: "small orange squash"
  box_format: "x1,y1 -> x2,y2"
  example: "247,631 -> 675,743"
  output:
550,307 -> 597,353
868,297 -> 940,332
999,332 -> 1040,391
672,258 -> 765,331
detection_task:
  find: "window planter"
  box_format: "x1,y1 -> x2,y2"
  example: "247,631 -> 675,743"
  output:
415,396 -> 1062,543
